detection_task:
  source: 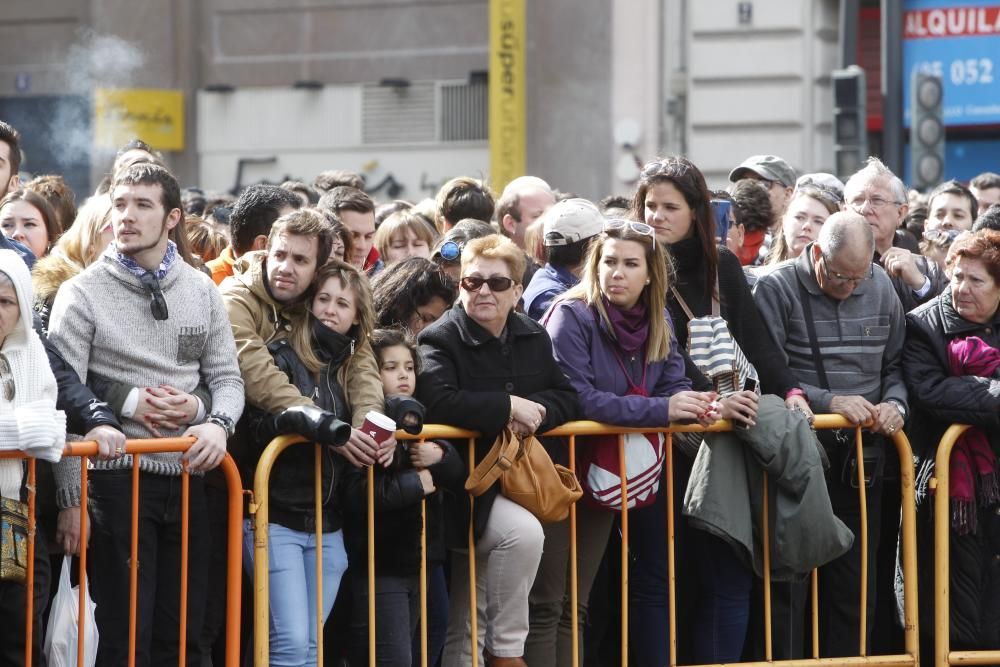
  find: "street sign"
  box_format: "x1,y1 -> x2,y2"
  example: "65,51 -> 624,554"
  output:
903,0 -> 1000,126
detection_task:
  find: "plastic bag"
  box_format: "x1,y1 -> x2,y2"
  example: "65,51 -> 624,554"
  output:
44,556 -> 98,667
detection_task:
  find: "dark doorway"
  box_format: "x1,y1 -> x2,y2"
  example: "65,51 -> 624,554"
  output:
0,96 -> 92,200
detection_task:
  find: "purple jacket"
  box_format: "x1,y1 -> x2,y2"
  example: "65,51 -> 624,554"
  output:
545,298 -> 691,427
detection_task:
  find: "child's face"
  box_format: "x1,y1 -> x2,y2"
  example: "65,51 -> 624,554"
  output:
379,344 -> 416,396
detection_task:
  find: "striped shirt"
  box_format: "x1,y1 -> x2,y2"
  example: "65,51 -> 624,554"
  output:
752,248 -> 907,414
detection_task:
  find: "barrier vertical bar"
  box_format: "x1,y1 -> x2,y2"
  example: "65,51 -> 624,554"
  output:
568,433 -> 579,667
24,458 -> 35,667
129,455 -> 141,667
666,432 -> 676,667
811,570 -> 820,659
891,429 -> 919,667
420,495 -> 428,667
933,425 -> 967,667
854,426 -> 869,656
315,444 -> 325,667
368,464 -> 376,667
618,436 -> 628,667
179,467 -> 190,667
468,438 -> 479,667
762,475 -> 772,662
78,455 -> 90,666
219,454 -> 244,667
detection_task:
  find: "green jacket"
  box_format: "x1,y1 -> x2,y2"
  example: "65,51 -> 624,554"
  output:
683,394 -> 854,581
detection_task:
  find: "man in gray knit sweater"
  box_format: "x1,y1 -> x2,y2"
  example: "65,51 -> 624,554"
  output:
47,163 -> 244,666
752,213 -> 907,660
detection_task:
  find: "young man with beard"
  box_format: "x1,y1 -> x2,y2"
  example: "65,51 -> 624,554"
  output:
47,163 -> 245,666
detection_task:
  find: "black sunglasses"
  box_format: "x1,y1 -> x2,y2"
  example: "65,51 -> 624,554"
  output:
139,272 -> 169,321
460,275 -> 515,292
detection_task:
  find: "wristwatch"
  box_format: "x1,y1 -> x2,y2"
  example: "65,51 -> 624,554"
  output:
887,400 -> 907,421
206,413 -> 236,438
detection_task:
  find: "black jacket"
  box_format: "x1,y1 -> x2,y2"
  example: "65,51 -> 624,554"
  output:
416,303 -> 581,542
668,238 -> 799,397
239,324 -> 355,533
903,289 -> 1000,648
340,436 -> 464,575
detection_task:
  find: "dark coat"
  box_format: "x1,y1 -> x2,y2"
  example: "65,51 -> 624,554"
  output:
667,237 -> 799,397
340,437 -> 464,575
416,303 -> 582,542
238,327 -> 356,533
903,289 -> 1000,648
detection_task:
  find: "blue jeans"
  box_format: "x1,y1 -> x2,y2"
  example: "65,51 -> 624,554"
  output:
242,520 -> 348,667
690,529 -> 752,663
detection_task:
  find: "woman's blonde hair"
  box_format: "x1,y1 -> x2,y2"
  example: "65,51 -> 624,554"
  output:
561,223 -> 673,362
49,195 -> 113,270
461,234 -> 526,283
373,210 -> 439,263
291,258 -> 376,374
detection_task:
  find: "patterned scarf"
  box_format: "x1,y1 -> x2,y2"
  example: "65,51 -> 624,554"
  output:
106,240 -> 178,280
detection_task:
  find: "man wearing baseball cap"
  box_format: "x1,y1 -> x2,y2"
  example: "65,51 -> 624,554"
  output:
730,154 -> 798,224
522,198 -> 604,320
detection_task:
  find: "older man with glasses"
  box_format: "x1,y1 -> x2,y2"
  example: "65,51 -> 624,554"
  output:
843,157 -> 946,311
752,212 -> 908,660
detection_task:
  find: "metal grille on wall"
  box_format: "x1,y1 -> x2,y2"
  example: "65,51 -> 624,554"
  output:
361,80 -> 487,144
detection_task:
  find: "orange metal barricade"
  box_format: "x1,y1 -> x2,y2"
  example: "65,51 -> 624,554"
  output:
0,438 -> 244,667
250,417 -> 919,667
930,424 -> 1000,667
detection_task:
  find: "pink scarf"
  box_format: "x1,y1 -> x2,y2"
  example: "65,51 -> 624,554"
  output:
946,336 -> 1000,534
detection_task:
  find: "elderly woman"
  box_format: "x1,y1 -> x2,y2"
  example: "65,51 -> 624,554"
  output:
417,234 -> 580,667
0,249 -> 67,665
903,229 -> 1000,658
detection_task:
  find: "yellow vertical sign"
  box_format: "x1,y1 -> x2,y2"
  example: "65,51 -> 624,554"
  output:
489,0 -> 526,192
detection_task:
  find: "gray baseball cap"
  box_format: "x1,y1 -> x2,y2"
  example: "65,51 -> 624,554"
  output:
729,155 -> 798,188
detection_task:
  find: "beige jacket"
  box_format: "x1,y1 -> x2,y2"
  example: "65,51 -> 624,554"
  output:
219,251 -> 383,426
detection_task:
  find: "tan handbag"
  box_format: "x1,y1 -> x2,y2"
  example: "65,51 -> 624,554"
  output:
465,427 -> 582,523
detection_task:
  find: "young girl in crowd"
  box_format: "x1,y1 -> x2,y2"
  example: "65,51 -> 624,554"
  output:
240,256 -> 386,667
342,328 -> 463,667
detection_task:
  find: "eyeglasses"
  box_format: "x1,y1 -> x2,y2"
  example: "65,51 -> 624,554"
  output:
460,275 -> 515,292
847,195 -> 902,212
436,240 -> 463,263
139,272 -> 169,321
640,158 -> 694,180
604,218 -> 656,242
821,256 -> 874,285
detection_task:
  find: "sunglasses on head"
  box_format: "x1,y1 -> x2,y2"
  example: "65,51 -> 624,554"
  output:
604,218 -> 656,243
460,275 -> 515,293
139,271 -> 169,321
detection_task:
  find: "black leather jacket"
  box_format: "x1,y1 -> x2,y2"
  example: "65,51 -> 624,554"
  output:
240,322 -> 355,533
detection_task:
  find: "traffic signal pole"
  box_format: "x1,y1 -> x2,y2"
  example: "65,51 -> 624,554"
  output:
881,0 -> 904,176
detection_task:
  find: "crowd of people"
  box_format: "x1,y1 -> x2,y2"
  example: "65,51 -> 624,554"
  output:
2,114 -> 1000,667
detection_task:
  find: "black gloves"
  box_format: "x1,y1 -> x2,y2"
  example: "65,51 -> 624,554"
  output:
273,405 -> 352,447
384,395 -> 425,436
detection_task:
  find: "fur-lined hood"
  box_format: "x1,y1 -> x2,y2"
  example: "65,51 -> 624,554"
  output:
31,250 -> 83,307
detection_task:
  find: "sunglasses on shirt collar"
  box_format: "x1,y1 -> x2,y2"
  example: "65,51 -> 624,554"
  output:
139,272 -> 169,321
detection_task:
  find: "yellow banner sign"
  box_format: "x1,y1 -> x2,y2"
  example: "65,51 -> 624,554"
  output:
94,88 -> 185,151
489,0 -> 526,192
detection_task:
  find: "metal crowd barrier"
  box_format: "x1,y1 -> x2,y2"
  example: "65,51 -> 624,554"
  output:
250,416 -> 919,667
931,424 -> 1000,667
1,438 -> 244,667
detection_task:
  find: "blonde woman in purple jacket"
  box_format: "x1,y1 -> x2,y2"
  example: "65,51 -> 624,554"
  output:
532,219 -> 759,666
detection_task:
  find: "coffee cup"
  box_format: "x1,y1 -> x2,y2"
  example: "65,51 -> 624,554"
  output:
361,411 -> 396,444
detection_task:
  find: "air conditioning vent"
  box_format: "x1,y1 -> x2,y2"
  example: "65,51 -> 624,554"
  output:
362,82 -> 435,144
439,82 -> 487,141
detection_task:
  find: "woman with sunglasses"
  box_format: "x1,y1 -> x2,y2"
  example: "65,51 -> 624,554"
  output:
533,219 -> 722,666
629,156 -> 812,664
417,234 -> 580,667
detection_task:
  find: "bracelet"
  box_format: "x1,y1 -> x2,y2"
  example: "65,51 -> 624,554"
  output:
785,388 -> 807,401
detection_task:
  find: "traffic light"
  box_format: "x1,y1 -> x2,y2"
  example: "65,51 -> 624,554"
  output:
910,72 -> 945,191
832,66 -> 867,180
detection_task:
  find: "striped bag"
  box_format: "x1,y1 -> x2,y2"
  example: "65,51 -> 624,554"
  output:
671,280 -> 759,396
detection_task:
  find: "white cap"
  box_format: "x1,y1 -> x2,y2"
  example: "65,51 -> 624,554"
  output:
541,198 -> 604,247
